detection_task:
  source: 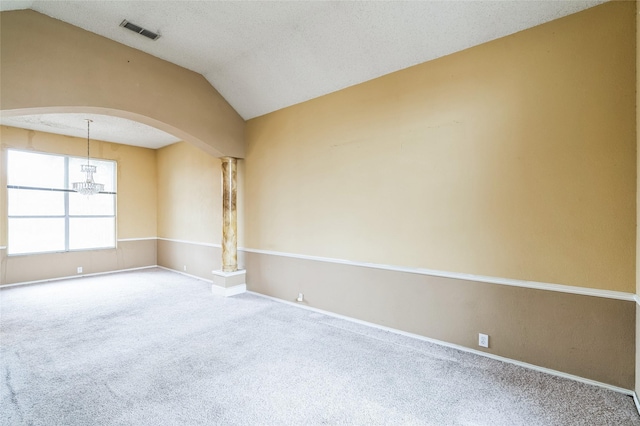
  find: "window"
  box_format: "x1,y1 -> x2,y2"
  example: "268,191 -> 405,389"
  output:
7,149 -> 117,255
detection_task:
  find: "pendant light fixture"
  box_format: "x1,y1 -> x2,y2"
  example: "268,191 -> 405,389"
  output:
72,119 -> 104,196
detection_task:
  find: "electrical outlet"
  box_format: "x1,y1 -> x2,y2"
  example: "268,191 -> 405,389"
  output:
478,333 -> 489,348
77,267 -> 83,274
183,265 -> 187,271
296,293 -> 304,302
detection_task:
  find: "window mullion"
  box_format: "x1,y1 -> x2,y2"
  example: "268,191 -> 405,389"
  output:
64,156 -> 70,252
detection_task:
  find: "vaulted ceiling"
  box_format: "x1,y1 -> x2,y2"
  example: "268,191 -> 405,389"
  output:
0,0 -> 606,146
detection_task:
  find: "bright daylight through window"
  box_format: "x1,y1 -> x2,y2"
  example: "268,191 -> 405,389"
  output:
7,149 -> 116,255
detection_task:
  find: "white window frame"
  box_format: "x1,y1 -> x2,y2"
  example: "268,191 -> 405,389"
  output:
6,149 -> 117,256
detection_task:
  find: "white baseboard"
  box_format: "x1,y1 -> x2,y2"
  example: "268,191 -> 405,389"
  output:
156,266 -> 213,283
248,290 -> 634,397
633,392 -> 640,416
0,265 -> 158,288
211,283 -> 247,297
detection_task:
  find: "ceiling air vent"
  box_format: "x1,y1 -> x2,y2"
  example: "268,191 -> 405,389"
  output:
119,20 -> 160,41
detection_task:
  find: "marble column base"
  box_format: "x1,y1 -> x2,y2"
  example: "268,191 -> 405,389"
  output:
211,269 -> 246,297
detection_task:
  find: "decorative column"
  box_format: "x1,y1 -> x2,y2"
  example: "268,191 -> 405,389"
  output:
221,157 -> 238,272
212,157 -> 246,297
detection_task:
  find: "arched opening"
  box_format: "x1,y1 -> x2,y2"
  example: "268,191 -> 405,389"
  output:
1,10 -> 245,159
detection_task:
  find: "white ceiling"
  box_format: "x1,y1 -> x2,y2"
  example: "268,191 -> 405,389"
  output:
0,0 -> 606,146
1,114 -> 180,149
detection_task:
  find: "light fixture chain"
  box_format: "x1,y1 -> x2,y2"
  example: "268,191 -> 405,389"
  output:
72,118 -> 103,196
87,119 -> 91,165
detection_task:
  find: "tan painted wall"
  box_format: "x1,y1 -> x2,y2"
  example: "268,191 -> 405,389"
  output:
0,10 -> 245,158
246,252 -> 635,389
157,239 -> 221,281
634,0 -> 640,393
1,240 -> 156,285
157,141 -> 245,246
245,1 -> 636,292
157,142 -> 221,244
156,141 -> 244,277
0,125 -> 158,284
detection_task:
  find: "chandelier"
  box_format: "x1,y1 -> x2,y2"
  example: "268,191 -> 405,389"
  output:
72,119 -> 104,196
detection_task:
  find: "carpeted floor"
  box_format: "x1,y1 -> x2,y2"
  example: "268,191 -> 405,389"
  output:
1,268 -> 638,425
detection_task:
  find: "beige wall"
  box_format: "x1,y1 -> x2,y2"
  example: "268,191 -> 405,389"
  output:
0,126 -> 158,284
157,140 -> 245,247
245,1 -> 636,293
157,142 -> 222,245
243,1 -> 636,389
0,10 -> 245,158
157,239 -> 221,281
156,141 -> 244,279
1,240 -> 157,285
247,252 -> 635,389
636,0 -> 640,398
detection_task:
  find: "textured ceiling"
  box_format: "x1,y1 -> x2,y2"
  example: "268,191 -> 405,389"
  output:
1,0 -> 606,144
1,114 -> 180,149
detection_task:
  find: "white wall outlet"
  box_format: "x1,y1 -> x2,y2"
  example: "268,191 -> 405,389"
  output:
77,267 -> 83,274
183,265 -> 187,271
296,293 -> 304,302
478,333 -> 489,348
